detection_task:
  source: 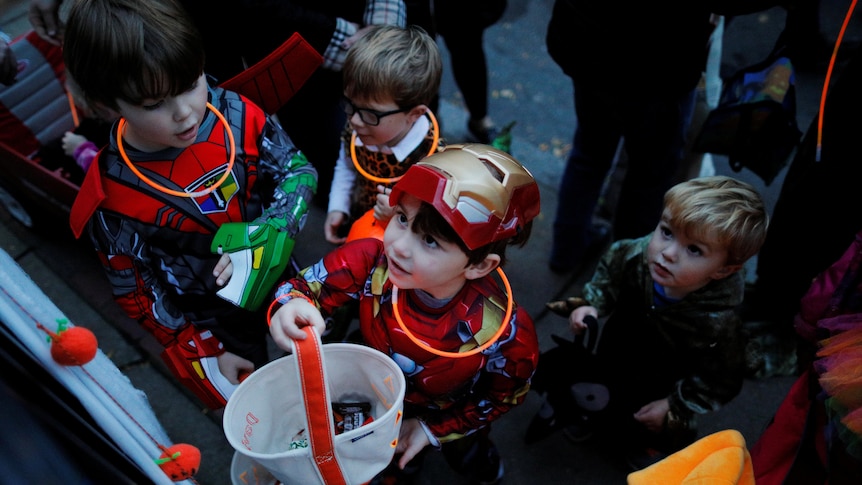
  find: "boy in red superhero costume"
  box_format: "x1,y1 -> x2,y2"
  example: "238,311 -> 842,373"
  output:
269,144 -> 540,484
64,0 -> 317,410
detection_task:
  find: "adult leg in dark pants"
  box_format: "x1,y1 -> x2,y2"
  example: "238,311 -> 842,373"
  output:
550,85 -> 690,273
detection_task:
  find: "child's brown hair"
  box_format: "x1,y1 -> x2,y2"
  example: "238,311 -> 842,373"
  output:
342,24 -> 442,110
63,0 -> 205,111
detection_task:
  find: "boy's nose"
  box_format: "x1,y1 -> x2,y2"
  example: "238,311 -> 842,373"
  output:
388,232 -> 411,258
661,243 -> 678,261
173,102 -> 193,122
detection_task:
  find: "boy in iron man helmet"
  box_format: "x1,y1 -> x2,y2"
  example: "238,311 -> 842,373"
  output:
269,143 -> 541,484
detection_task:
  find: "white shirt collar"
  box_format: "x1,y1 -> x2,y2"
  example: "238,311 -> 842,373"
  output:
354,114 -> 431,162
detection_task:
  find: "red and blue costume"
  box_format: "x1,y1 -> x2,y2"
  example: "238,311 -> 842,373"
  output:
275,237 -> 539,442
69,84 -> 317,408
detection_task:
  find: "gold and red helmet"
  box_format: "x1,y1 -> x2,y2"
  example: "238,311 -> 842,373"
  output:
389,143 -> 541,249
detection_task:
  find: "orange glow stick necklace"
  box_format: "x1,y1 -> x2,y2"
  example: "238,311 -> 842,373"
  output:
391,267 -> 513,358
117,102 -> 235,198
350,110 -> 439,184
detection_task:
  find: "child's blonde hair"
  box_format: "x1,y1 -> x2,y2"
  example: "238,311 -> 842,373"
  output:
342,24 -> 442,109
663,176 -> 768,265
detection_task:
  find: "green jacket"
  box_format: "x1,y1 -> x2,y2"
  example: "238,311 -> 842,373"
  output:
583,235 -> 747,425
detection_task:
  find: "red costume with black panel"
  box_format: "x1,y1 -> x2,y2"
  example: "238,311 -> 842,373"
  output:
69,85 -> 317,408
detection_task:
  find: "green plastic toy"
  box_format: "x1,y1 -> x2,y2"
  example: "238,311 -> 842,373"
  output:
211,222 -> 295,311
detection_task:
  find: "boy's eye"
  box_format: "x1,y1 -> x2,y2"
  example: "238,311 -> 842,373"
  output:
687,245 -> 703,256
141,99 -> 164,111
396,212 -> 408,224
422,234 -> 439,248
660,226 -> 672,237
186,79 -> 199,92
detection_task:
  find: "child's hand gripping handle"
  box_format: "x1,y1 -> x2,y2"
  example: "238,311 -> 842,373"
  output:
575,315 -> 599,352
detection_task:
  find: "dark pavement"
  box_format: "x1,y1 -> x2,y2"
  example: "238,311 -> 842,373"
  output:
2,0 -> 859,483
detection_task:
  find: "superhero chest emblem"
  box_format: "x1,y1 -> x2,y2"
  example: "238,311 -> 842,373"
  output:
188,164 -> 238,214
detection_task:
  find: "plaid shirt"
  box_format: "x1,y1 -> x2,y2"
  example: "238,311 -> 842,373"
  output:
322,0 -> 406,70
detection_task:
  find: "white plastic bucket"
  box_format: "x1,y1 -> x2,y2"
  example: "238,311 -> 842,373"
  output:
223,332 -> 405,485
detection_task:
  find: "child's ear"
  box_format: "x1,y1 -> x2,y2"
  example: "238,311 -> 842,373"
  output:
92,102 -> 121,122
711,264 -> 742,280
464,254 -> 501,281
406,104 -> 428,124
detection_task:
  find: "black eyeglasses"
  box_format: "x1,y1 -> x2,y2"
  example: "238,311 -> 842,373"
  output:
341,96 -> 408,126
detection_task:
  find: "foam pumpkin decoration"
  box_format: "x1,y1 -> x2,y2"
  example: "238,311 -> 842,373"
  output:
38,323 -> 98,366
156,443 -> 201,481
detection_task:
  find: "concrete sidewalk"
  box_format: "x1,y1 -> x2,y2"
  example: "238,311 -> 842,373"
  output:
3,0 -> 854,483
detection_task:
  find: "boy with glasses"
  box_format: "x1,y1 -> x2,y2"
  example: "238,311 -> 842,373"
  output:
324,24 -> 442,245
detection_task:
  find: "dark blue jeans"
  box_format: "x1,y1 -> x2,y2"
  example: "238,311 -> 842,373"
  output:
550,82 -> 694,270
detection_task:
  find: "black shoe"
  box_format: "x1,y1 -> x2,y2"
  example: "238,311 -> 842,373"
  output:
467,117 -> 494,144
624,447 -> 668,471
471,443 -> 504,485
524,410 -> 562,444
562,414 -> 594,444
743,322 -> 799,378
